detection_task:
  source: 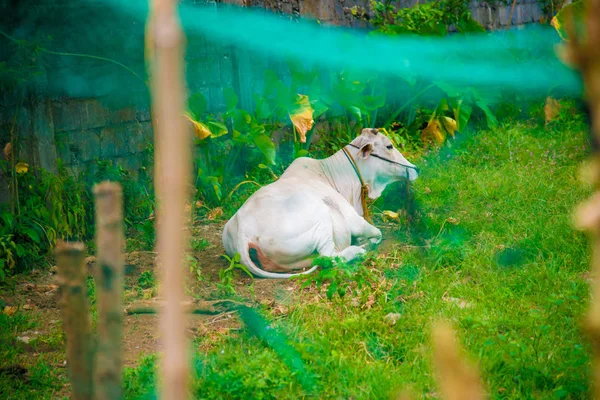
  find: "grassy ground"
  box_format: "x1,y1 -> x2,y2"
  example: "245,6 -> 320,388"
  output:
0,115 -> 592,399
122,115 -> 594,399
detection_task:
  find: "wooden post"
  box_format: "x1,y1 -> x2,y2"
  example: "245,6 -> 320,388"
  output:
93,182 -> 124,400
56,241 -> 94,400
432,321 -> 486,400
147,0 -> 191,398
565,1 -> 600,398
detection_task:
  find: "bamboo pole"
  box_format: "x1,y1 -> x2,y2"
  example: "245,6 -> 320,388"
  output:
56,241 -> 94,400
432,320 -> 486,400
565,1 -> 600,398
147,0 -> 191,398
93,182 -> 124,400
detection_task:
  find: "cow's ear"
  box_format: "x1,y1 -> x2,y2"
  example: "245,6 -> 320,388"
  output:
358,143 -> 374,159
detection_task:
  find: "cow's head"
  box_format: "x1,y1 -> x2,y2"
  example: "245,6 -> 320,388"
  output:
351,128 -> 418,199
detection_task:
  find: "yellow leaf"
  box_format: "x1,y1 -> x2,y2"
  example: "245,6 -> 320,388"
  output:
421,119 -> 445,145
289,94 -> 314,143
382,210 -> 399,221
3,306 -> 17,316
15,162 -> 28,174
185,113 -> 212,140
544,96 -> 561,124
207,207 -> 223,221
446,217 -> 460,225
550,16 -> 563,39
440,117 -> 457,137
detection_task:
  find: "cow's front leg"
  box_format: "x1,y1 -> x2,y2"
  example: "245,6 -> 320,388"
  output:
318,240 -> 367,262
352,219 -> 382,249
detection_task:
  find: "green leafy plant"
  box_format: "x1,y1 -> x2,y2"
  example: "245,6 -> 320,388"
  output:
188,253 -> 204,283
89,158 -> 155,249
186,90 -> 277,206
137,270 -> 156,290
0,160 -> 89,275
299,255 -> 373,300
191,237 -> 211,252
217,253 -> 253,296
368,0 -> 484,36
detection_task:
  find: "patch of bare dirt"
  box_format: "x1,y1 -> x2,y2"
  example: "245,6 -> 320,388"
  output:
0,219 -> 405,390
0,221 -> 300,377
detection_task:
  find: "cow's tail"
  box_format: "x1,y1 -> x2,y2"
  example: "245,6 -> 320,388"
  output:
237,237 -> 319,280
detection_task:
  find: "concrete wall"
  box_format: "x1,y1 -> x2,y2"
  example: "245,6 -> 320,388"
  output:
0,0 -> 544,196
245,0 -> 543,29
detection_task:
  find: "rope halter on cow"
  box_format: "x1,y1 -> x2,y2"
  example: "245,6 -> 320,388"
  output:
343,143 -> 420,223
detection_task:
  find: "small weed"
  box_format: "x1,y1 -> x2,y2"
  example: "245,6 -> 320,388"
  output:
191,237 -> 211,252
137,270 -> 156,290
188,253 -> 205,283
299,255 -> 373,300
217,253 -> 253,296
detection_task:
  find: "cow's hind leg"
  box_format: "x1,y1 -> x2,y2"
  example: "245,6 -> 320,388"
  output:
317,239 -> 366,262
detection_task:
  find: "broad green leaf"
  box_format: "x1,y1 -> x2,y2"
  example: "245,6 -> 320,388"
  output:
206,121 -> 229,138
207,176 -> 222,200
233,110 -> 253,132
475,100 -> 498,128
453,99 -> 472,131
311,101 -> 329,120
252,131 -> 276,165
224,88 -> 238,113
552,0 -> 585,40
347,106 -> 363,122
254,95 -> 272,120
1,213 -> 14,229
434,81 -> 461,98
288,61 -> 318,88
295,149 -> 309,158
363,94 -> 386,111
187,93 -> 207,120
23,227 -> 40,243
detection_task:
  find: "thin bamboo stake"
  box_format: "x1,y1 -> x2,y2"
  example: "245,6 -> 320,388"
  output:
565,1 -> 600,398
93,182 -> 124,400
147,0 -> 191,398
432,320 -> 486,400
56,241 -> 94,400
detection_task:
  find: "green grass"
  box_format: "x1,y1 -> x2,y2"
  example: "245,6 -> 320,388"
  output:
0,311 -> 68,399
123,117 -> 593,399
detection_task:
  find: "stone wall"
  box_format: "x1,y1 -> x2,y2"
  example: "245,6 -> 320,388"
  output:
0,0 -> 544,203
244,0 -> 543,29
51,99 -> 153,175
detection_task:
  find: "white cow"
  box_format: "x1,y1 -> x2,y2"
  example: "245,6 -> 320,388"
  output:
222,128 -> 419,278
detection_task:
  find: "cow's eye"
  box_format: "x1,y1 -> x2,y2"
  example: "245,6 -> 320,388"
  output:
386,145 -> 393,150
